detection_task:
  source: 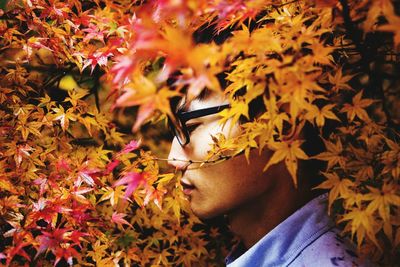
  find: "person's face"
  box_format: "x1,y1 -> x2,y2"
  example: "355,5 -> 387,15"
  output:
168,92 -> 276,219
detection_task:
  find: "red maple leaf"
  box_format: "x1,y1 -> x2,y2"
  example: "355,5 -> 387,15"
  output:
69,230 -> 89,248
6,232 -> 32,265
76,168 -> 103,187
118,139 -> 141,155
82,23 -> 106,43
53,246 -> 80,266
110,55 -> 137,84
113,172 -> 145,198
28,198 -> 72,227
71,10 -> 92,27
105,159 -> 120,174
70,202 -> 94,225
56,158 -> 71,171
82,51 -> 113,73
111,212 -> 133,227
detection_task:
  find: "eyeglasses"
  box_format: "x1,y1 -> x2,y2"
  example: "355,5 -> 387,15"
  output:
168,104 -> 230,146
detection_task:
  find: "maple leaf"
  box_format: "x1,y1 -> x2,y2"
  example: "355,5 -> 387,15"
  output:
29,198 -> 72,227
143,186 -> 167,210
365,183 -> 400,222
5,231 -> 33,265
339,207 -> 380,249
16,120 -> 43,141
56,158 -> 71,171
105,159 -> 120,174
132,101 -> 155,132
111,55 -> 137,84
71,187 -> 94,204
68,230 -> 88,248
39,1 -> 70,21
53,245 -> 80,266
114,172 -> 145,198
15,143 -> 33,168
112,212 -> 133,228
115,74 -> 157,107
76,169 -> 99,187
69,204 -> 93,225
264,140 -> 309,187
71,10 -> 92,27
64,88 -> 88,106
305,103 -> 340,127
315,172 -> 354,213
82,23 -> 106,43
309,40 -> 335,65
328,68 -> 354,92
27,37 -> 53,51
219,101 -> 248,130
117,139 -> 140,156
82,51 -> 113,74
0,176 -> 18,194
213,0 -> 259,32
116,75 -> 178,131
36,228 -> 69,258
313,138 -> 346,169
99,186 -> 124,207
52,106 -> 77,131
381,138 -> 400,179
341,91 -> 375,122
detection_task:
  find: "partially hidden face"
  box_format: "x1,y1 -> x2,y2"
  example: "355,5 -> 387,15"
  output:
167,92 -> 278,219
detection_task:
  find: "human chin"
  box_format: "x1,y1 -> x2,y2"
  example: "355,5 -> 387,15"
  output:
190,198 -> 224,219
186,178 -> 219,219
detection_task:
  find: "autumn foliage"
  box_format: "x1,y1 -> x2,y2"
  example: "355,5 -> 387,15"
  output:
0,0 -> 400,266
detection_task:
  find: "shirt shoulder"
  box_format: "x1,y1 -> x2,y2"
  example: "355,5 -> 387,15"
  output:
291,228 -> 377,267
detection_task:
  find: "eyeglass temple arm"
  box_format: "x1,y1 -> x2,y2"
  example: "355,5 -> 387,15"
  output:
178,104 -> 230,121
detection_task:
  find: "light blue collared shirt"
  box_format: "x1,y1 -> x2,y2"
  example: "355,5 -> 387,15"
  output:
225,194 -> 376,267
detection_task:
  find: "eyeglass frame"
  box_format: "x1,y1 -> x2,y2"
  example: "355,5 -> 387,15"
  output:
168,103 -> 230,147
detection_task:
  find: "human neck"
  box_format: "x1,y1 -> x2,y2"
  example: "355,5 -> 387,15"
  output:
227,170 -> 314,249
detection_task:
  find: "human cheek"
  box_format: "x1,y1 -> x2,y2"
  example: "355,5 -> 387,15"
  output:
191,120 -> 239,159
191,159 -> 248,217
188,123 -> 221,160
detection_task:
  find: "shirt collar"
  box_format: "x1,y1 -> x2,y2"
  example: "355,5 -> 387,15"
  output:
225,193 -> 334,266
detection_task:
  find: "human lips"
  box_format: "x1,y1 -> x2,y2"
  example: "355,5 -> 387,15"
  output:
180,178 -> 195,195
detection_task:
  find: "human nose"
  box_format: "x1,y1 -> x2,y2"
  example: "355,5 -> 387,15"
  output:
168,137 -> 190,170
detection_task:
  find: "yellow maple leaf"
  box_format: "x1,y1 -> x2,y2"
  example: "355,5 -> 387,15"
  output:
365,183 -> 400,222
328,67 -> 354,92
264,140 -> 308,187
52,106 -> 77,131
313,138 -> 346,170
341,90 -> 375,122
0,176 -> 18,194
305,103 -> 340,127
315,172 -> 354,213
309,40 -> 335,65
339,207 -> 380,249
218,100 -> 248,131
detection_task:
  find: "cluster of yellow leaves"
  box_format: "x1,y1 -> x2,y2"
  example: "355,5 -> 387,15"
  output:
105,0 -> 400,264
0,62 -> 228,265
2,0 -> 400,265
315,126 -> 400,261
